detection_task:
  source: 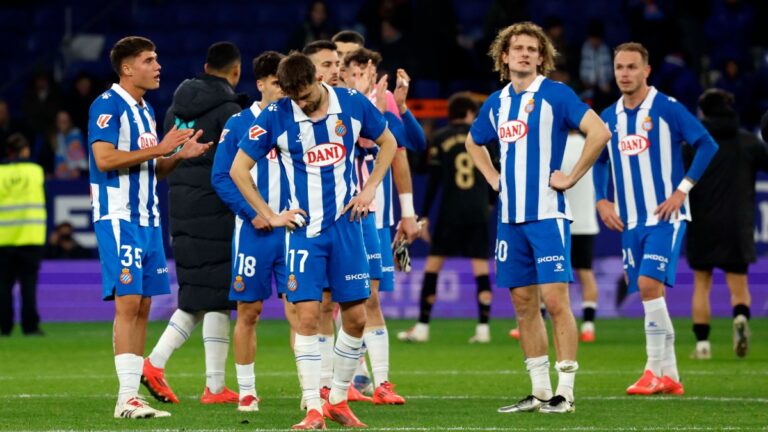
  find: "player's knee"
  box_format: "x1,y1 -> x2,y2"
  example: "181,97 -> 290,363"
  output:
238,303 -> 262,327
637,277 -> 663,300
477,291 -> 492,305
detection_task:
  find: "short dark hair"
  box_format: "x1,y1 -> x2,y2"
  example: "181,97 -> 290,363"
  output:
343,48 -> 382,68
253,51 -> 285,81
277,53 -> 316,97
698,88 -> 736,118
614,42 -> 649,65
332,30 -> 365,46
447,92 -> 478,121
6,132 -> 29,158
206,41 -> 241,71
302,40 -> 337,57
110,36 -> 156,77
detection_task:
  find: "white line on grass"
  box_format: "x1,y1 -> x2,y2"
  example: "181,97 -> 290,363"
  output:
1,369 -> 767,381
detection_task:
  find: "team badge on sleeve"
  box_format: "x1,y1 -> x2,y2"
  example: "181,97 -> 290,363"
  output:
249,125 -> 266,140
119,268 -> 133,285
219,129 -> 230,143
96,114 -> 112,129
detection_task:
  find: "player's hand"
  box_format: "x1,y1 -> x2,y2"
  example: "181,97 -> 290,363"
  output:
350,60 -> 376,95
597,199 -> 624,232
175,129 -> 213,160
393,68 -> 411,114
373,74 -> 388,114
157,125 -> 193,156
342,187 -> 375,221
394,216 -> 420,245
549,170 -> 574,191
268,208 -> 308,230
251,214 -> 272,231
654,190 -> 686,221
417,217 -> 431,243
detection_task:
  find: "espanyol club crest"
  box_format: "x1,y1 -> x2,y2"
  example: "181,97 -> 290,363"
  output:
119,268 -> 133,285
497,120 -> 528,143
287,274 -> 298,291
335,119 -> 347,137
233,275 -> 245,292
642,116 -> 653,131
524,98 -> 535,113
619,134 -> 651,156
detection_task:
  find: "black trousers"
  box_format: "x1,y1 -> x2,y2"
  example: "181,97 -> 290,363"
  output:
0,246 -> 43,334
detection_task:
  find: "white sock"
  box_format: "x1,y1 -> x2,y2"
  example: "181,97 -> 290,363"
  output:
354,346 -> 370,383
525,355 -> 553,401
554,360 -> 578,402
414,322 -> 429,334
149,309 -> 199,369
294,334 -> 322,412
642,297 -> 668,376
660,307 -> 680,381
115,353 -> 142,405
364,327 -> 389,387
236,363 -> 256,399
329,329 -> 363,405
318,333 -> 335,388
203,311 -> 230,393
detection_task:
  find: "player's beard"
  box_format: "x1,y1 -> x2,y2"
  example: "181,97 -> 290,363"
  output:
302,89 -> 325,115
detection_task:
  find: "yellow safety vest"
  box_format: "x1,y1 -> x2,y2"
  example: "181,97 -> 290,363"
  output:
0,161 -> 47,247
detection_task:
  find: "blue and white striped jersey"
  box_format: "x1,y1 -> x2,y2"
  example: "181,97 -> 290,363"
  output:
596,87 -> 715,229
470,75 -> 589,224
88,84 -> 160,227
238,82 -> 387,237
212,102 -> 288,224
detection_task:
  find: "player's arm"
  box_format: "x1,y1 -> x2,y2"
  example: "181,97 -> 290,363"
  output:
155,129 -> 213,180
550,110 -> 611,191
386,112 -> 419,243
392,148 -> 420,243
91,126 -> 207,178
344,127 -> 397,220
655,105 -> 719,221
593,148 -> 624,231
392,69 -> 427,152
230,148 -> 304,229
465,133 -> 500,192
211,122 -> 259,224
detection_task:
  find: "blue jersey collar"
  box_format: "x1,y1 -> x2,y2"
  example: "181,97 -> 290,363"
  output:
500,75 -> 545,98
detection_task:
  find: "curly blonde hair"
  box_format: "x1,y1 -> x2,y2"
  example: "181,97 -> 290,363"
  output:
488,21 -> 557,81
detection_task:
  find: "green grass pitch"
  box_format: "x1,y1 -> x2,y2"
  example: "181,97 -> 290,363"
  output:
0,318 -> 766,431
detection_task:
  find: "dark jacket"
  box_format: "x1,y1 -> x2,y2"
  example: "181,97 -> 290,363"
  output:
163,74 -> 247,312
686,111 -> 768,267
